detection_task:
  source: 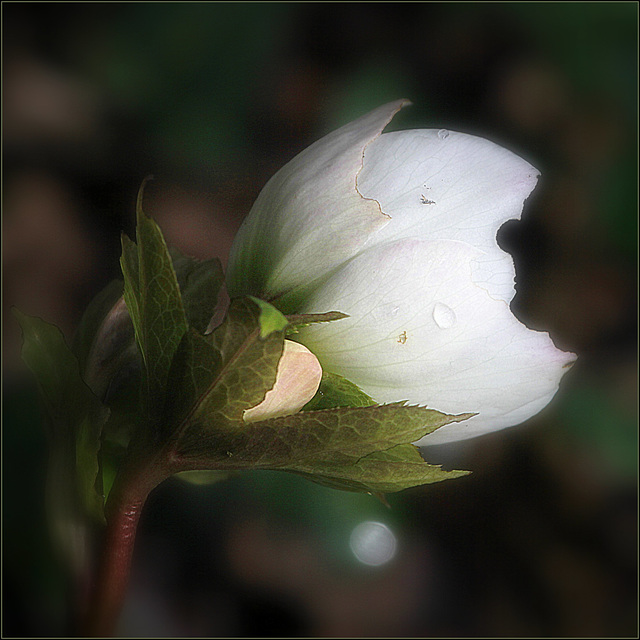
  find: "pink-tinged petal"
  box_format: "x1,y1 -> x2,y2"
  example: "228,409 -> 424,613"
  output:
295,239 -> 575,445
243,340 -> 323,423
227,100 -> 410,304
358,129 -> 540,303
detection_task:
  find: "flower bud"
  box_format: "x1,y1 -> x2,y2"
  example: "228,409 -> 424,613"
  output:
243,339 -> 322,423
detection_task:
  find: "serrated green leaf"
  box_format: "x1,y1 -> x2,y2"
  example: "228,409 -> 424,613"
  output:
174,400 -> 473,470
302,371 -> 376,411
120,192 -> 189,427
166,298 -> 286,452
169,247 -> 225,334
291,444 -> 469,493
365,443 -> 425,464
13,310 -> 109,522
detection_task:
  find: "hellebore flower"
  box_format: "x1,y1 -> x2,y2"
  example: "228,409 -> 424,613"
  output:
227,100 -> 575,445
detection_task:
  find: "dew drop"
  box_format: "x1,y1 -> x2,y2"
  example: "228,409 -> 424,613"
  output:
437,129 -> 450,140
432,302 -> 456,329
391,306 -> 400,316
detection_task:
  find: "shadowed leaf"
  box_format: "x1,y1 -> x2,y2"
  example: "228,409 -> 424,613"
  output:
291,444 -> 469,493
169,247 -> 225,334
120,190 -> 189,428
14,310 -> 109,523
166,298 -> 287,451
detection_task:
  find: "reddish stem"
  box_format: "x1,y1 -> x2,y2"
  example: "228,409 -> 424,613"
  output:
82,463 -> 166,637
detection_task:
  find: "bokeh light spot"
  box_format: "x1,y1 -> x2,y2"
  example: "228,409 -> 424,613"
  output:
349,521 -> 397,566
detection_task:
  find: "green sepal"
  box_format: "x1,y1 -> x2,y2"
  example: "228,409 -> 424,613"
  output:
13,310 -> 109,523
285,311 -> 349,333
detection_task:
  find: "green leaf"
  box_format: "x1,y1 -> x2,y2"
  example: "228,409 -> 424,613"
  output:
174,399 -> 473,472
209,297 -> 285,361
120,190 -> 189,427
302,371 -> 376,411
13,310 -> 109,522
160,329 -> 222,441
169,247 -> 225,334
120,233 -> 141,320
71,247 -> 223,444
292,444 -> 469,493
165,297 -> 286,452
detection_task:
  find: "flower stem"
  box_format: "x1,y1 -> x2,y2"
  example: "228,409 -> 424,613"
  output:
82,460 -> 167,637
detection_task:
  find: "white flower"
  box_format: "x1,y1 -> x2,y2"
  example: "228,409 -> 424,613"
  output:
227,100 -> 575,445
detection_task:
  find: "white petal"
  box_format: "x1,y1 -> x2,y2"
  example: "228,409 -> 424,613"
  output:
227,100 -> 409,305
358,129 -> 540,303
243,340 -> 323,423
295,239 -> 575,445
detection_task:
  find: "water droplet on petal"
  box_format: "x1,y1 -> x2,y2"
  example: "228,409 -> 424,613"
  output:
391,306 -> 399,316
437,129 -> 450,140
432,302 -> 456,329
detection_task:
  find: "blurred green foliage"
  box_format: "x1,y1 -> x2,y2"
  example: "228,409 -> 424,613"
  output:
4,2 -> 636,636
510,2 -> 637,103
76,4 -> 296,169
559,376 -> 637,478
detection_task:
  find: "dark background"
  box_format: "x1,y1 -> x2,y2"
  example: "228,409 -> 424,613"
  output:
3,3 -> 637,637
